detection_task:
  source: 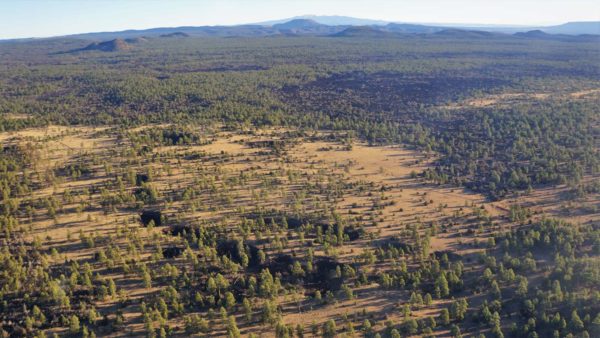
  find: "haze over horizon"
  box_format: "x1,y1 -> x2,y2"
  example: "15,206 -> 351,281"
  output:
1,0 -> 599,40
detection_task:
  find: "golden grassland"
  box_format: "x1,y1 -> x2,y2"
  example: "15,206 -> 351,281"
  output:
2,123 -> 597,337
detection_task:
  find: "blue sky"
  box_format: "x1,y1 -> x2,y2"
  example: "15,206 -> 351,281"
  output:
1,0 -> 598,39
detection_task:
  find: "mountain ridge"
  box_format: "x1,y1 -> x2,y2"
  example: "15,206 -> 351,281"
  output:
3,17 -> 598,42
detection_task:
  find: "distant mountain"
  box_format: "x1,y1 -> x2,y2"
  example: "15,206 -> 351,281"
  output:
434,29 -> 499,38
514,30 -> 600,42
541,21 -> 600,35
124,37 -> 148,44
68,25 -> 279,40
384,23 -> 444,34
272,19 -> 345,35
258,15 -> 389,26
160,32 -> 189,38
78,38 -> 132,52
273,19 -> 322,30
332,26 -> 392,38
514,30 -> 554,39
260,17 -> 599,35
17,17 -> 598,47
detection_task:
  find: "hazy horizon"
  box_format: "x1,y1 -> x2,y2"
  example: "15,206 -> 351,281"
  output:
1,0 -> 599,40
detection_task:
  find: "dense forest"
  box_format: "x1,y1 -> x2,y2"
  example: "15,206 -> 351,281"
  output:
0,33 -> 598,337
1,35 -> 598,198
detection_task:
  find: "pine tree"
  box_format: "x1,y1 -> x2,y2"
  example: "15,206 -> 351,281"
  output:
227,316 -> 241,338
436,274 -> 450,298
225,292 -> 236,310
276,321 -> 290,338
69,315 -> 80,334
450,324 -> 462,338
322,319 -> 337,338
440,308 -> 450,326
243,298 -> 253,322
571,310 -> 584,332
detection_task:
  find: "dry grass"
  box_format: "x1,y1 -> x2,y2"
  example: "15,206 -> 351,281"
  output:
3,124 -> 596,337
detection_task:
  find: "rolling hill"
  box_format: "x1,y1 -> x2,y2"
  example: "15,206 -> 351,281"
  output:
78,38 -> 132,52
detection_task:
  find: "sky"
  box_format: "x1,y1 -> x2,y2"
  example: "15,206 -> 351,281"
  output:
0,0 -> 599,39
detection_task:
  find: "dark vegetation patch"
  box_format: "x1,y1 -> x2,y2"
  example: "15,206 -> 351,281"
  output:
140,210 -> 162,226
281,71 -> 510,116
265,254 -> 295,276
162,246 -> 184,258
128,126 -> 209,146
55,162 -> 92,178
1,144 -> 33,165
135,173 -> 149,186
376,237 -> 415,254
217,239 -> 261,267
244,211 -> 364,241
262,254 -> 344,292
202,65 -> 268,72
244,211 -> 316,230
310,257 -> 345,291
432,250 -> 463,262
320,223 -> 365,241
133,185 -> 158,204
246,139 -> 289,150
166,224 -> 195,237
